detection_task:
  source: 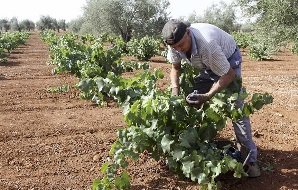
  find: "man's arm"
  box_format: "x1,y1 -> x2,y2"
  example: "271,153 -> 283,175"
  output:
170,63 -> 181,96
200,43 -> 236,100
186,67 -> 236,106
206,67 -> 235,98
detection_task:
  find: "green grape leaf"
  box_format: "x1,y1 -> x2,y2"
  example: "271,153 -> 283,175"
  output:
115,171 -> 131,190
197,172 -> 208,184
182,161 -> 194,177
100,162 -> 109,174
212,97 -> 226,107
161,134 -> 174,153
172,148 -> 185,161
95,78 -> 105,91
77,78 -> 94,92
179,128 -> 199,148
205,107 -> 221,122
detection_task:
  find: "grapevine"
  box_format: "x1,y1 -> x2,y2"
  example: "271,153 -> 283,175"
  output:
40,31 -> 273,190
91,63 -> 272,190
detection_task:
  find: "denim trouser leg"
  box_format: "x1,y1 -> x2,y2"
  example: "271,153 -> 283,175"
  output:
232,55 -> 257,163
193,47 -> 258,163
194,76 -> 258,162
233,95 -> 257,163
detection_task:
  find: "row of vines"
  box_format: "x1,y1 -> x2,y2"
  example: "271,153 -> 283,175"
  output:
40,30 -> 273,190
232,31 -> 298,61
0,32 -> 30,63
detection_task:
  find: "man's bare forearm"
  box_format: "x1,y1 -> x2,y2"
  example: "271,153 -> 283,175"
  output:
170,64 -> 181,88
206,68 -> 235,98
170,64 -> 181,96
170,70 -> 180,88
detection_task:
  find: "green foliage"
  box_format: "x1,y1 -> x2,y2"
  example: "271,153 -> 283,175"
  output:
0,31 -> 30,62
248,36 -> 277,60
36,16 -> 58,31
232,31 -> 280,61
0,19 -> 10,32
232,32 -> 253,49
19,19 -> 35,31
248,42 -> 270,61
232,29 -> 280,61
127,36 -> 160,61
68,18 -> 84,33
43,31 -> 273,190
41,31 -> 149,86
0,47 -> 7,63
0,18 -> 35,32
81,0 -> 170,40
47,84 -> 70,93
291,38 -> 298,54
77,69 -> 158,105
85,63 -> 272,189
9,17 -> 20,31
187,1 -> 239,33
237,0 -> 298,46
40,30 -> 59,45
57,19 -> 67,31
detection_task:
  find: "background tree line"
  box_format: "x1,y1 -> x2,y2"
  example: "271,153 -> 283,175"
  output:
68,0 -> 297,42
0,16 -> 67,32
67,0 -> 240,41
0,18 -> 35,32
2,0 -> 297,53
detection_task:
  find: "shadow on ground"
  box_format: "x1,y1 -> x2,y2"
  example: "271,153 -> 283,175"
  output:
0,60 -> 21,66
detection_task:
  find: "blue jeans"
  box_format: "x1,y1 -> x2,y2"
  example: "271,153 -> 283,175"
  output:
193,48 -> 257,163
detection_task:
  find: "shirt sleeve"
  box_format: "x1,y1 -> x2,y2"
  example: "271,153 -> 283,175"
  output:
166,46 -> 182,64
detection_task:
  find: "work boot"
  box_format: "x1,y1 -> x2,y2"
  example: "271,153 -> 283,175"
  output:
245,162 -> 261,178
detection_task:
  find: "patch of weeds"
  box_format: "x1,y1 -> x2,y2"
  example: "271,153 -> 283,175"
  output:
260,162 -> 275,172
47,84 -> 70,93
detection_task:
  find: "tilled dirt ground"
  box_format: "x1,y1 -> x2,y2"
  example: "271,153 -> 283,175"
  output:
0,33 -> 297,190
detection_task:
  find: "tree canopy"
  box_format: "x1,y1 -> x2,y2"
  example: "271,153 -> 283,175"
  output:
36,16 -> 67,32
82,0 -> 170,41
237,0 -> 298,42
186,1 -> 239,33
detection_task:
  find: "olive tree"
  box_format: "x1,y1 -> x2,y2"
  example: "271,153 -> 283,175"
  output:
19,20 -> 35,31
68,17 -> 84,33
10,17 -> 20,31
82,0 -> 169,41
36,16 -> 58,31
58,19 -> 67,31
237,0 -> 298,43
0,19 -> 10,32
186,1 -> 239,33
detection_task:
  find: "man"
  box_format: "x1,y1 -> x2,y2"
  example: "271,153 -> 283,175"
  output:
162,19 -> 261,177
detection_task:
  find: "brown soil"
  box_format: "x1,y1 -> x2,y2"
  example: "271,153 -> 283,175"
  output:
0,33 -> 297,190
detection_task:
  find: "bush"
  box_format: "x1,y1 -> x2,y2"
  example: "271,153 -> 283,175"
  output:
232,32 -> 253,49
249,42 -> 270,60
248,36 -> 278,61
127,36 -> 160,61
291,39 -> 298,55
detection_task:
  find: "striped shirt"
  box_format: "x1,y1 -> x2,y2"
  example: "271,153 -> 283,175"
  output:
167,23 -> 237,76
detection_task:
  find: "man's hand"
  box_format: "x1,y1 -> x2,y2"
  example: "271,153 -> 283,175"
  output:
171,87 -> 180,96
186,92 -> 210,108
